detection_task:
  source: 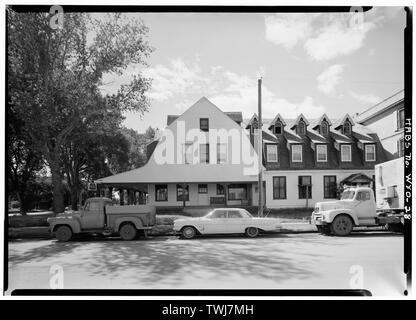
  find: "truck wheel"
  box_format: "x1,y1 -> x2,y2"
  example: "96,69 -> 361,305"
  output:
245,227 -> 259,238
119,223 -> 137,241
55,225 -> 72,242
181,226 -> 196,239
330,215 -> 353,236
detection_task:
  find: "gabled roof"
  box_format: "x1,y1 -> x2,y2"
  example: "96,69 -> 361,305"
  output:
268,113 -> 287,130
245,113 -> 258,129
312,113 -> 332,129
290,113 -> 309,130
334,113 -> 355,129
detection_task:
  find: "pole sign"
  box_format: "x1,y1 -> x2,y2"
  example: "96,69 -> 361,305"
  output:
88,182 -> 97,191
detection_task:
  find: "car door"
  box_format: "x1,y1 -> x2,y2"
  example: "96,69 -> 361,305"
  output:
226,210 -> 246,233
80,200 -> 105,229
204,209 -> 228,234
354,190 -> 375,221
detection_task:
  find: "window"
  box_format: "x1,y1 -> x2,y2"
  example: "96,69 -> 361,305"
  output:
341,144 -> 352,162
398,138 -> 405,157
217,143 -> 227,164
274,123 -> 282,134
316,144 -> 328,162
198,184 -> 208,194
200,118 -> 209,131
228,210 -> 243,218
183,143 -> 193,164
273,176 -> 286,199
298,121 -> 306,135
321,121 -> 329,135
155,184 -> 168,201
356,191 -> 371,201
199,143 -> 209,164
228,184 -> 247,200
397,109 -> 405,130
324,176 -> 337,199
298,176 -> 312,199
292,144 -> 302,162
266,144 -> 278,162
89,201 -> 100,211
208,210 -> 227,219
343,121 -> 351,135
216,184 -> 225,195
365,144 -> 376,161
176,184 -> 189,202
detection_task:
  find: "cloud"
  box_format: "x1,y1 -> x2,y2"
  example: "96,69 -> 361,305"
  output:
209,70 -> 325,119
142,58 -> 208,102
304,20 -> 377,61
264,14 -> 316,49
317,64 -> 345,94
349,90 -> 380,105
121,56 -> 327,119
265,12 -> 381,60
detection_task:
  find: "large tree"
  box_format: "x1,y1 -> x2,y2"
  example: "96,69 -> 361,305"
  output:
7,107 -> 44,214
8,10 -> 152,213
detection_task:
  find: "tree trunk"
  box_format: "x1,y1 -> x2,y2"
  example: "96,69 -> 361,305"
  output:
16,191 -> 27,215
70,187 -> 79,211
49,160 -> 65,213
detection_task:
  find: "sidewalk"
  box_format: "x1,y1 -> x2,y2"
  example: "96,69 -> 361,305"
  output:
8,222 -> 317,240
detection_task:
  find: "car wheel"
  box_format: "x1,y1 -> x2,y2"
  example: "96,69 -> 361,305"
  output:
245,227 -> 259,238
55,225 -> 72,242
119,223 -> 137,241
330,215 -> 353,236
181,226 -> 196,239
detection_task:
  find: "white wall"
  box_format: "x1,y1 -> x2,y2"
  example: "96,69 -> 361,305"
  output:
264,169 -> 375,209
361,107 -> 404,157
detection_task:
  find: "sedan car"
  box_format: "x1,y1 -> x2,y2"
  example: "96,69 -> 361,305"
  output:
173,208 -> 281,239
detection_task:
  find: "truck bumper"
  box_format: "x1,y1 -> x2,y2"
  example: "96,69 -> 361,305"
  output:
311,212 -> 328,226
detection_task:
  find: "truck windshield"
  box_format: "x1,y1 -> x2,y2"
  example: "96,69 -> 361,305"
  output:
341,190 -> 355,200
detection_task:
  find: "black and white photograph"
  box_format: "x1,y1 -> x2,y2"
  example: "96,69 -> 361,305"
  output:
2,2 -> 413,303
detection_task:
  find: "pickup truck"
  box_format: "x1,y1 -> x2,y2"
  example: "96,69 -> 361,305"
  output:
47,197 -> 156,241
311,158 -> 405,236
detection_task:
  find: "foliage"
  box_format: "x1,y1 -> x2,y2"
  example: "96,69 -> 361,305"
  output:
7,10 -> 153,212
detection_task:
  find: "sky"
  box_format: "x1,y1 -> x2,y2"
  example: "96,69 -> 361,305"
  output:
99,7 -> 406,132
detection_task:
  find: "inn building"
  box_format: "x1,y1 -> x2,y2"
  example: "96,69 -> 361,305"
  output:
96,97 -> 389,209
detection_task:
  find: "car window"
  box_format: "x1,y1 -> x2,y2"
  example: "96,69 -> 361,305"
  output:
209,210 -> 227,219
89,201 -> 100,211
228,210 -> 242,218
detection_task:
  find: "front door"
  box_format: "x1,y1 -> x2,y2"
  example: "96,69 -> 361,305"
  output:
80,200 -> 105,229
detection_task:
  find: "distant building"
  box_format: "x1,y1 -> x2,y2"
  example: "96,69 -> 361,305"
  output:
354,90 -> 404,159
96,97 -> 389,209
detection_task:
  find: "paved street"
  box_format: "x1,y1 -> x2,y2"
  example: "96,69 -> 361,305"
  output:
7,232 -> 405,296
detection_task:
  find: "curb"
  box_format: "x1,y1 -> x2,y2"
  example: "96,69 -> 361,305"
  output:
8,223 -> 317,240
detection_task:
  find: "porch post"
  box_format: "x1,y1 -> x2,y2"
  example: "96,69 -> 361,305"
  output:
223,183 -> 227,207
119,189 -> 124,205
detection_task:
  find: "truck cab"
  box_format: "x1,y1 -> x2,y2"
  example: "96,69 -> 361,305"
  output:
312,187 -> 379,236
78,197 -> 113,229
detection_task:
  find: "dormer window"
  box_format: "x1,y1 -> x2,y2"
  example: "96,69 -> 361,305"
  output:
321,121 -> 329,136
343,121 -> 351,135
298,121 -> 306,135
274,122 -> 282,135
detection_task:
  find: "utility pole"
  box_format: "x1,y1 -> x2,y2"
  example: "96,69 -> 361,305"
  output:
257,78 -> 263,217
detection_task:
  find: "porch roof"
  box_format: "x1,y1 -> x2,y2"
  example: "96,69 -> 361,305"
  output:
95,163 -> 261,185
